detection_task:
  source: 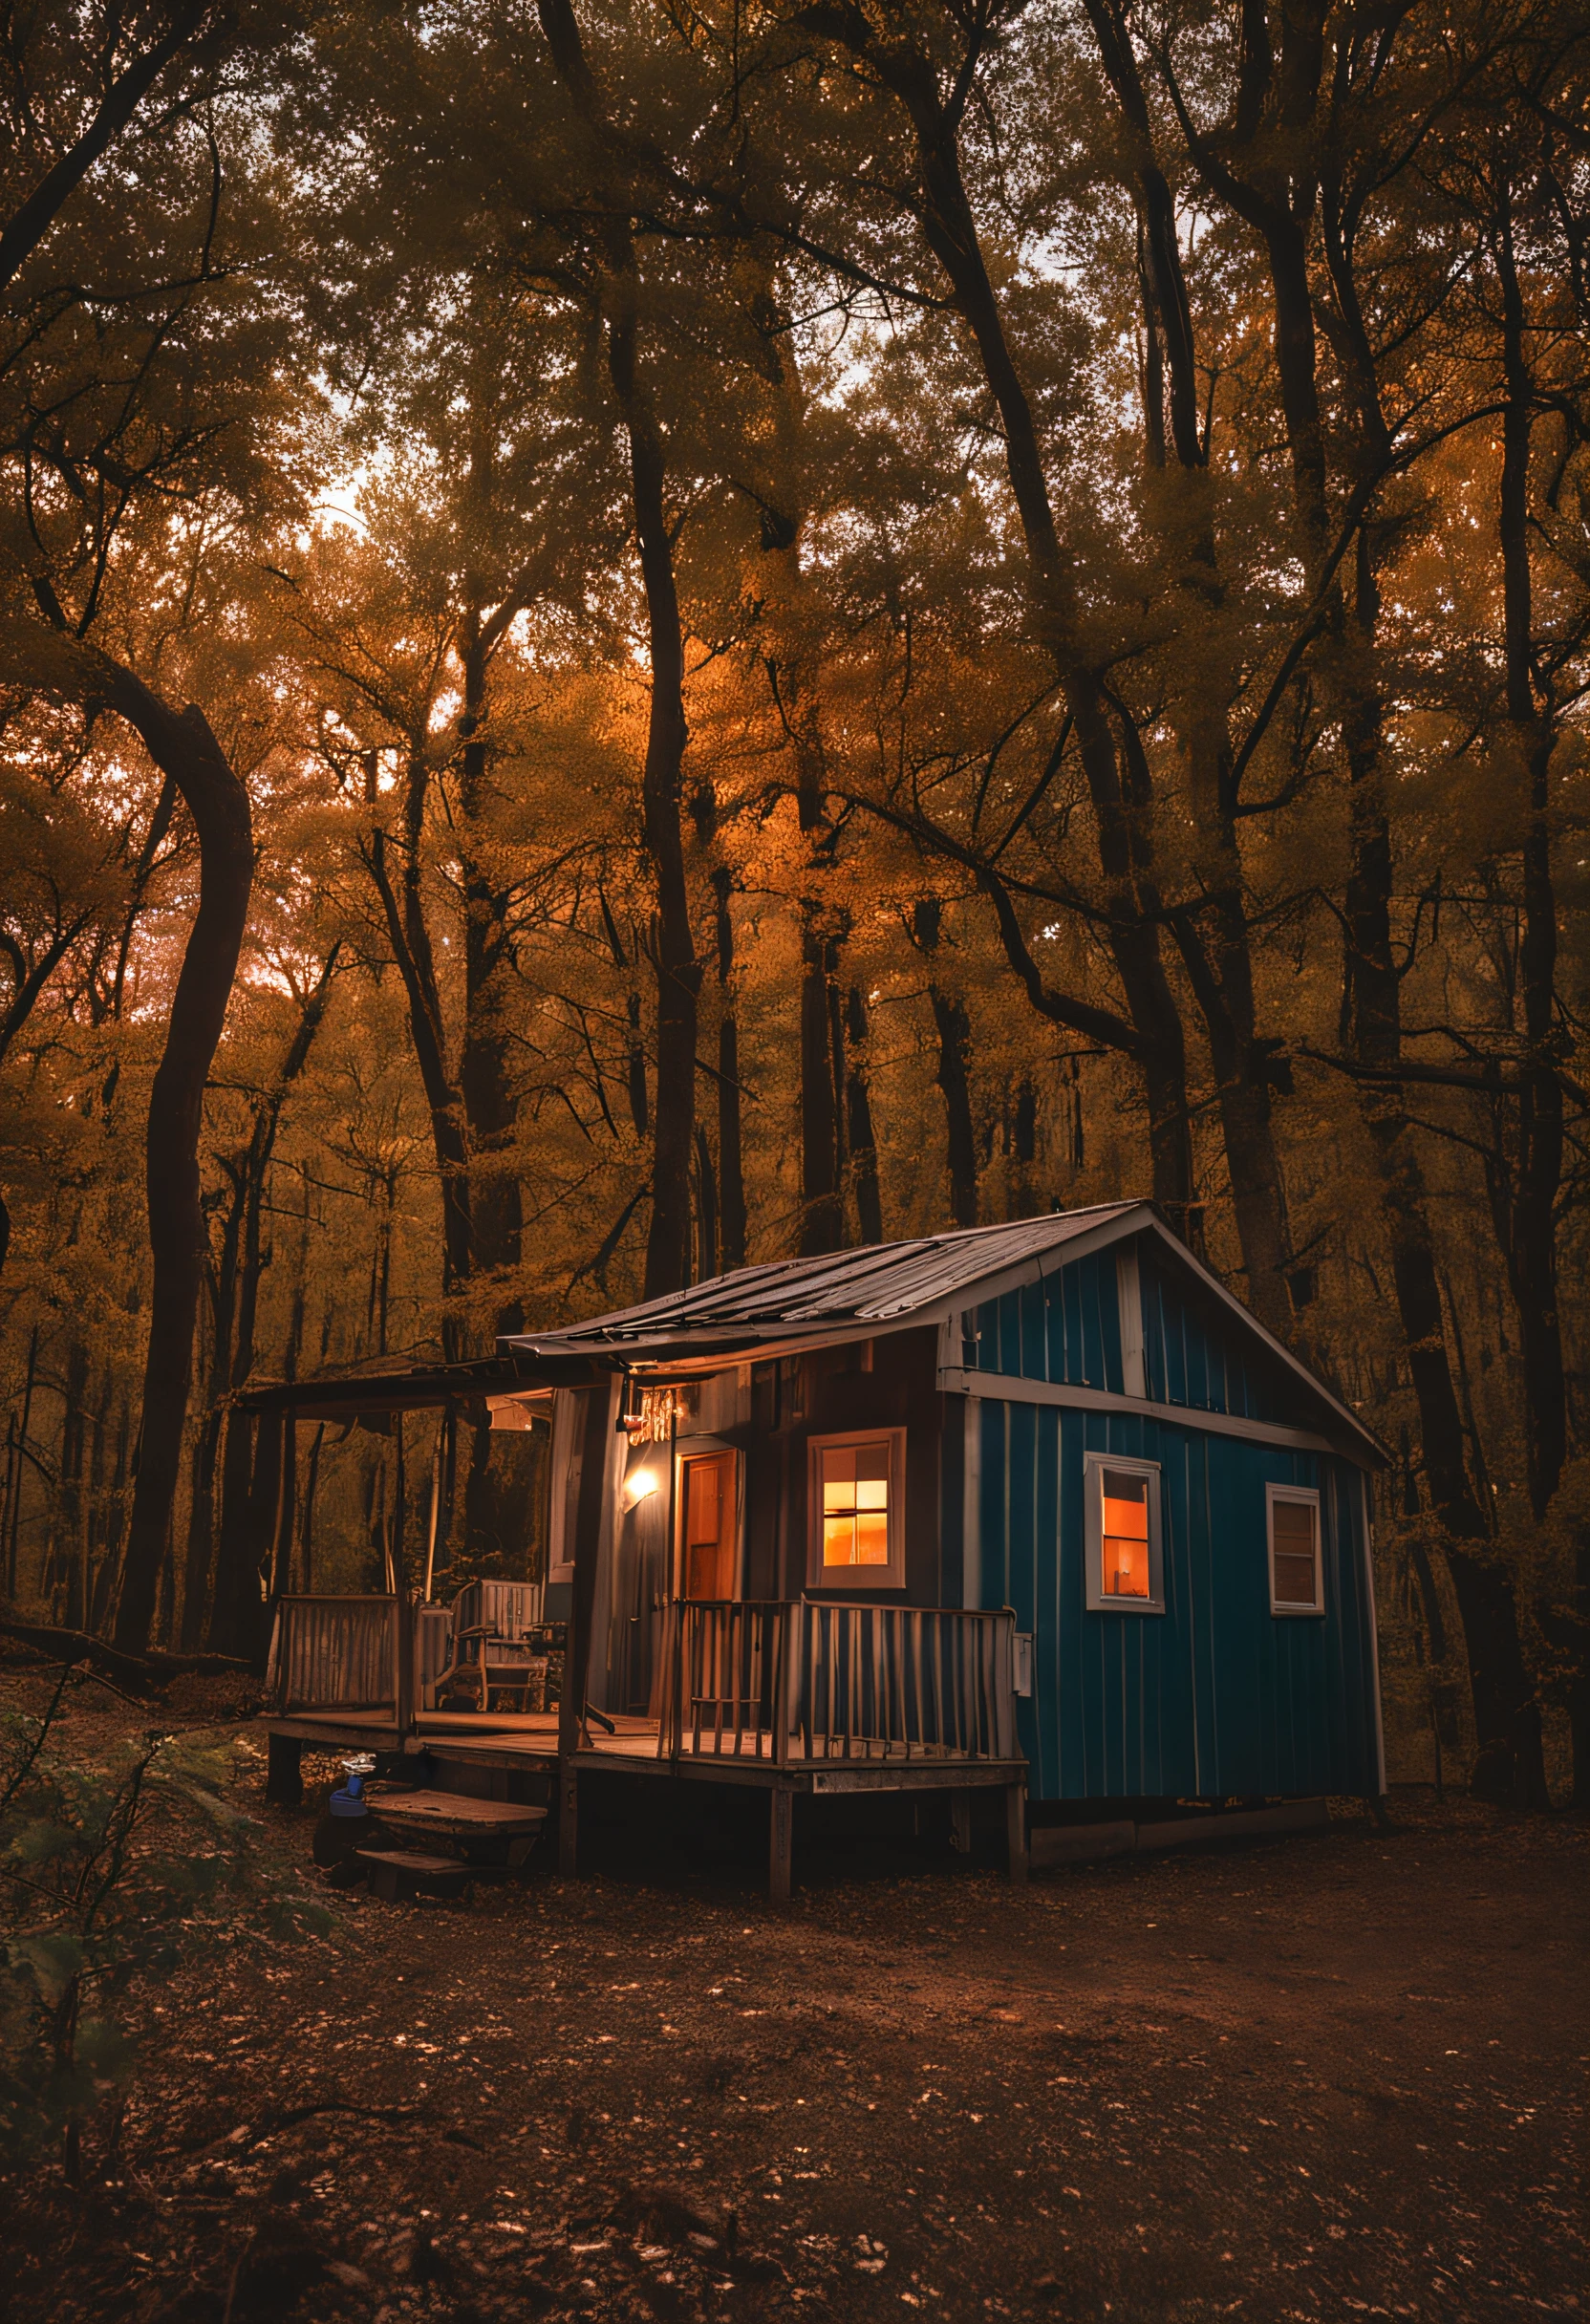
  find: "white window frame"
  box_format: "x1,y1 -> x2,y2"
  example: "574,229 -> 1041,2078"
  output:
1084,1450 -> 1165,1614
1267,1482 -> 1324,1616
806,1426 -> 907,1591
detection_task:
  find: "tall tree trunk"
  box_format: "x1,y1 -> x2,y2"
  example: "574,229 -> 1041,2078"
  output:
618,372 -> 698,1301
104,672 -> 252,1651
694,1126 -> 719,1281
844,986 -> 885,1246
913,902 -> 977,1230
799,914 -> 843,1253
204,959 -> 336,1653
458,628 -> 524,1331
820,19 -> 1197,1237
1495,204 -> 1567,1526
1080,15 -> 1297,1326
534,0 -> 699,1297
363,786 -> 473,1357
712,867 -> 748,1271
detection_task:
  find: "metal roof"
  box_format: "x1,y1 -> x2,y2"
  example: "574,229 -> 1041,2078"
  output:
236,1204 -> 1381,1459
501,1202 -> 1385,1463
502,1203 -> 1144,1352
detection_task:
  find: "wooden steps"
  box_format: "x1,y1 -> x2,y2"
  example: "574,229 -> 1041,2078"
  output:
369,1788 -> 547,1837
355,1848 -> 469,1902
367,1786 -> 548,1867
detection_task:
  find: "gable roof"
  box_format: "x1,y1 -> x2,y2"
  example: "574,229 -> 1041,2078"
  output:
500,1202 -> 1384,1463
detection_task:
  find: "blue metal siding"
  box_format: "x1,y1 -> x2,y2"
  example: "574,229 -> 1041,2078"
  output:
973,1399 -> 1378,1799
968,1250 -> 1124,1391
1138,1246 -> 1287,1421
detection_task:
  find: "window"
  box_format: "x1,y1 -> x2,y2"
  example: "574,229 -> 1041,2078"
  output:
1267,1485 -> 1323,1614
1084,1452 -> 1164,1613
807,1429 -> 905,1589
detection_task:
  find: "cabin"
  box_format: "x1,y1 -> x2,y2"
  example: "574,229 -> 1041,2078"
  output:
259,1201 -> 1386,1896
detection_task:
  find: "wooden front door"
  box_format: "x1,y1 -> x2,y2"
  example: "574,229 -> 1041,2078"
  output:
681,1452 -> 738,1601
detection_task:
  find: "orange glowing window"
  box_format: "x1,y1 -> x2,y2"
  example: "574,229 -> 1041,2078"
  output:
1101,1468 -> 1151,1599
821,1441 -> 892,1567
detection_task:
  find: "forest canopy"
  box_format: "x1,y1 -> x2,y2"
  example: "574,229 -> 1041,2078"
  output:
1,0 -> 1586,1804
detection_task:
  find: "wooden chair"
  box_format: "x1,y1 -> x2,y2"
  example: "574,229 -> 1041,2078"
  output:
433,1625 -> 548,1712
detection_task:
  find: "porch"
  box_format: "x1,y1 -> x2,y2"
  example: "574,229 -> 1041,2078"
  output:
264,1592 -> 1028,1899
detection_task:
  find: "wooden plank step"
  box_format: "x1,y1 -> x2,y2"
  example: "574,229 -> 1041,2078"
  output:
355,1848 -> 462,1873
355,1848 -> 469,1903
369,1790 -> 548,1838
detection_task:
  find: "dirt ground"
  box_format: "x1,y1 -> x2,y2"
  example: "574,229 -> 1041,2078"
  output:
4,1696 -> 1585,2324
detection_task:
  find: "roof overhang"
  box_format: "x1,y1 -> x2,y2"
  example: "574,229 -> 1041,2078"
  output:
495,1200 -> 1386,1467
235,1351 -> 608,1420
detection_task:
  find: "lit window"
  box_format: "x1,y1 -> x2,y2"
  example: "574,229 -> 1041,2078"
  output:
822,1443 -> 891,1566
807,1430 -> 905,1588
1268,1486 -> 1322,1614
1085,1452 -> 1163,1613
1102,1470 -> 1150,1599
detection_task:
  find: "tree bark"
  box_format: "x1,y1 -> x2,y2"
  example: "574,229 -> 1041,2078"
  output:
104,671 -> 252,1651
363,788 -> 473,1355
536,0 -> 699,1301
712,867 -> 748,1271
1494,203 -> 1567,1525
915,902 -> 978,1230
844,986 -> 885,1246
814,15 -> 1198,1237
799,915 -> 844,1253
459,625 -> 525,1328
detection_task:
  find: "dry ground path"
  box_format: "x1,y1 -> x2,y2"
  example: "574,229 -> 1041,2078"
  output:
7,1725 -> 1583,2324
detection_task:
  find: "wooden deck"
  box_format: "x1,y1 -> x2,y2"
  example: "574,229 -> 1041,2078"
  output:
269,1705 -> 1026,1789
265,1594 -> 1030,1897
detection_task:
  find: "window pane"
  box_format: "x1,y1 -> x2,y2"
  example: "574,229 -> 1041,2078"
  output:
1272,1499 -> 1316,1549
823,1448 -> 857,1489
824,1478 -> 854,1513
1274,1552 -> 1318,1604
855,1511 -> 889,1563
823,1515 -> 856,1566
853,1477 -> 888,1511
1104,1535 -> 1150,1598
1102,1469 -> 1150,1542
855,1445 -> 890,1480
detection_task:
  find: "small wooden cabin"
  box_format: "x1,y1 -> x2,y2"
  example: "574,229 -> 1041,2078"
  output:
500,1200 -> 1386,1811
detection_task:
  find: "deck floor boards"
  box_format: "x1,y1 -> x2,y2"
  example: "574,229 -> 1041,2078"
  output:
268,1708 -> 1023,1787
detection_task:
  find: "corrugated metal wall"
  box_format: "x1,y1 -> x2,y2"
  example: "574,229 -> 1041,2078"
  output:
1137,1245 -> 1288,1420
966,1250 -> 1125,1391
972,1402 -> 1380,1801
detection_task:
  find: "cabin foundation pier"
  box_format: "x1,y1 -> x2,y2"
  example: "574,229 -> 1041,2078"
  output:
559,1763 -> 579,1878
769,1788 -> 794,1905
950,1787 -> 973,1855
267,1732 -> 304,1807
1005,1781 -> 1029,1883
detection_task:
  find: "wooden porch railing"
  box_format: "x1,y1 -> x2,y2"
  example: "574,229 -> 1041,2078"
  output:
267,1594 -> 407,1717
654,1601 -> 1019,1766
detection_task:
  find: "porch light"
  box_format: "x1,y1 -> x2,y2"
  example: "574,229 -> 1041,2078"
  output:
626,1468 -> 661,1505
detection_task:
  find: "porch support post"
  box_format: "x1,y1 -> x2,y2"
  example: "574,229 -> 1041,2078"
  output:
266,1731 -> 303,1807
949,1786 -> 973,1855
1005,1780 -> 1028,1883
557,1373 -> 619,1874
395,1588 -> 415,1737
769,1786 -> 794,1905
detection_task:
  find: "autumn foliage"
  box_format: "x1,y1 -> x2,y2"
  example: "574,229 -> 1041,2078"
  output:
1,3 -> 1586,1802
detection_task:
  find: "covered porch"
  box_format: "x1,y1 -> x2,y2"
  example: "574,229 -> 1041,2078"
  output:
264,1589 -> 1027,1899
